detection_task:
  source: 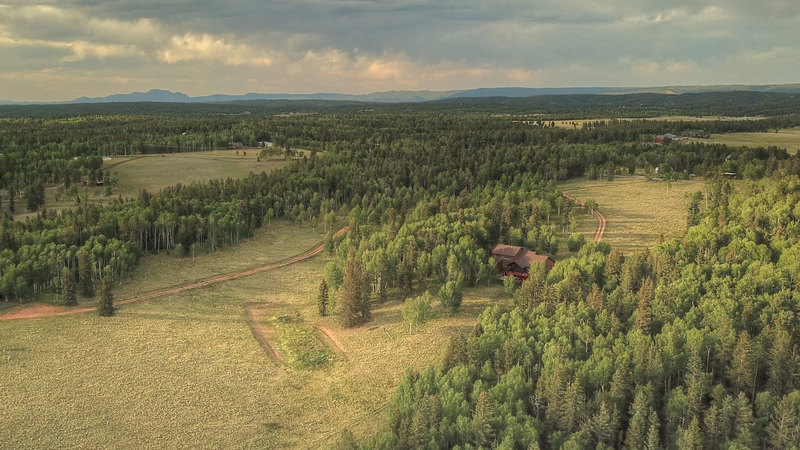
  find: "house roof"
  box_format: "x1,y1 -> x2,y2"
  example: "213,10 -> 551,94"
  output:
490,244 -> 524,259
490,244 -> 553,269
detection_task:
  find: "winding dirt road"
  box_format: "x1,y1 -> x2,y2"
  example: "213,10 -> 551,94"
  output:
562,191 -> 607,243
0,226 -> 349,321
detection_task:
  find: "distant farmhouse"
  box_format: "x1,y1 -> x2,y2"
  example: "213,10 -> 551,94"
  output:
688,129 -> 709,138
490,244 -> 555,281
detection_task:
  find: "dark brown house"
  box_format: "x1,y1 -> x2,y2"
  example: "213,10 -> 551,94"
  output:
490,244 -> 555,281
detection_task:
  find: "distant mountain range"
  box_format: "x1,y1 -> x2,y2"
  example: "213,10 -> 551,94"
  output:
3,84 -> 800,105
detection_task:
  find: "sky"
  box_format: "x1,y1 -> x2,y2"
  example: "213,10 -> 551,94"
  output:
0,1 -> 798,101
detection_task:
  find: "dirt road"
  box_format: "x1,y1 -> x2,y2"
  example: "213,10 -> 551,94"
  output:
0,226 -> 349,321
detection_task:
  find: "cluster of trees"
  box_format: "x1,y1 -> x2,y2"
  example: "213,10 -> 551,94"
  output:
368,175 -> 800,448
323,177 -> 572,327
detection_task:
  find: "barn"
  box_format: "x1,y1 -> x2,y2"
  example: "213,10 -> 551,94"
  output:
490,244 -> 555,281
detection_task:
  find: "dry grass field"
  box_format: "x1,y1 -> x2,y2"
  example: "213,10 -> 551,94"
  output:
551,115 -> 762,129
5,150 -> 287,220
560,176 -> 705,254
0,219 -> 506,448
694,126 -> 800,154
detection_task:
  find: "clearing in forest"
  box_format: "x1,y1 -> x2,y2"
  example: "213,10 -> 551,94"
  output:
560,175 -> 705,254
5,150 -> 287,220
0,219 -> 504,448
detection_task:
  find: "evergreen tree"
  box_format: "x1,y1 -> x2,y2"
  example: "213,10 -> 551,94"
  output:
441,334 -> 467,373
472,391 -> 496,447
625,387 -> 651,449
729,331 -> 756,397
589,402 -> 613,447
438,280 -> 463,311
676,417 -> 704,450
77,249 -> 95,297
61,267 -> 77,306
338,250 -> 370,328
97,275 -> 115,317
318,279 -> 329,316
634,277 -> 654,335
767,392 -> 800,449
645,409 -> 660,450
731,392 -> 757,448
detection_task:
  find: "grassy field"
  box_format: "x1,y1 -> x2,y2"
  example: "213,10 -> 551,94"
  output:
560,175 -> 705,254
551,115 -> 762,129
694,126 -> 800,154
4,149 -> 287,220
0,219 -> 506,448
109,150 -> 288,198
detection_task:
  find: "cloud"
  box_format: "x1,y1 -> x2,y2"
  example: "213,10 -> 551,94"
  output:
0,1 -> 798,101
158,33 -> 273,67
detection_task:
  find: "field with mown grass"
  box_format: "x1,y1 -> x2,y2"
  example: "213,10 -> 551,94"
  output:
560,175 -> 705,255
0,219 -> 507,448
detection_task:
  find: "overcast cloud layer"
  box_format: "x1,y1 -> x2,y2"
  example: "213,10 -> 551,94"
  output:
0,0 -> 798,101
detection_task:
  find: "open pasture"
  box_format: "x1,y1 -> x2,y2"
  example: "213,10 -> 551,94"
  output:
0,220 -> 505,448
551,115 -> 763,129
560,176 -> 705,254
694,126 -> 800,154
108,150 -> 286,198
5,149 -> 287,221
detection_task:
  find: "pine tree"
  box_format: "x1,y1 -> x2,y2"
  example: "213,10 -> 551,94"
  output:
685,353 -> 710,420
730,392 -> 757,448
377,250 -> 388,303
676,417 -> 703,450
728,331 -> 756,396
767,392 -> 800,449
441,333 -> 467,372
767,329 -> 794,397
558,380 -> 586,434
625,388 -> 650,449
472,391 -> 496,447
645,408 -> 660,450
97,276 -> 115,317
77,249 -> 95,297
339,250 -> 370,328
634,277 -> 654,335
589,402 -> 613,447
318,279 -> 329,317
438,280 -> 463,310
61,267 -> 77,306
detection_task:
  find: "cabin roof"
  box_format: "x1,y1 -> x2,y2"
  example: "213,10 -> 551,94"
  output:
490,244 -> 553,269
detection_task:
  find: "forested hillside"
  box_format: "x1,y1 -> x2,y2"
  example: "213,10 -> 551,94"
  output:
371,175 -> 800,449
2,98 -> 800,449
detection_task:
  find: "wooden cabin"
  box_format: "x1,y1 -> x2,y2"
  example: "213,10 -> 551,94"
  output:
490,244 -> 555,281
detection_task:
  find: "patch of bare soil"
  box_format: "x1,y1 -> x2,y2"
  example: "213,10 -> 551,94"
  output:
244,303 -> 284,363
315,325 -> 349,360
